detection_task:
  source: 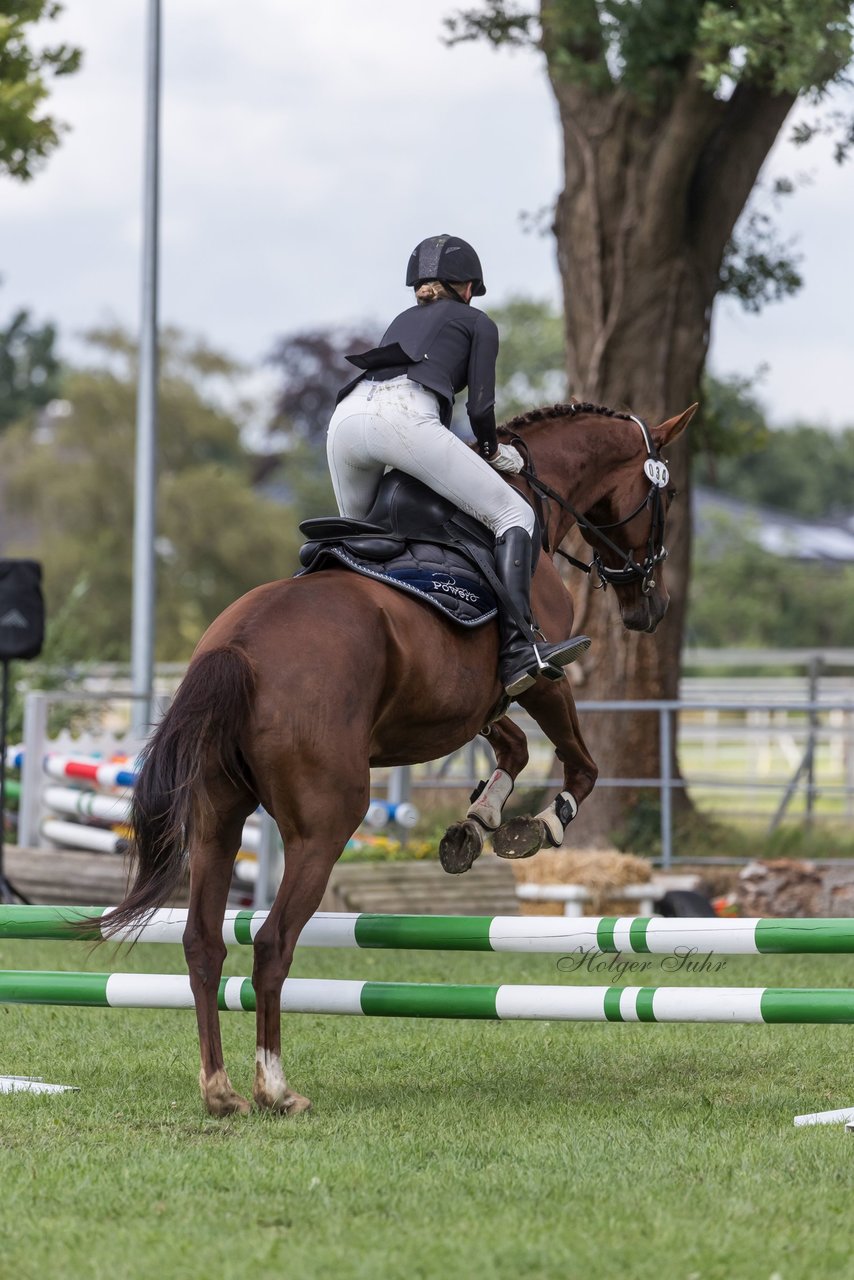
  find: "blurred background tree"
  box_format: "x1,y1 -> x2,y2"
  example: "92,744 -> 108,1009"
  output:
688,516 -> 854,649
0,297 -> 62,429
0,2 -> 77,430
0,327 -> 300,661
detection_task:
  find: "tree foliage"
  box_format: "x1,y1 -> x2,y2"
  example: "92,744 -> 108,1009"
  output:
267,324 -> 377,446
0,297 -> 61,427
491,296 -> 567,419
0,328 -> 300,662
446,3 -> 852,96
689,516 -> 854,648
709,423 -> 854,518
445,2 -> 853,313
0,1 -> 81,181
719,207 -> 803,313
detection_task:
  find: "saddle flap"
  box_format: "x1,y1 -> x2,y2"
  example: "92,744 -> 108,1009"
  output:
298,536 -> 406,569
341,536 -> 407,561
297,540 -> 498,629
363,470 -> 498,555
299,516 -> 388,541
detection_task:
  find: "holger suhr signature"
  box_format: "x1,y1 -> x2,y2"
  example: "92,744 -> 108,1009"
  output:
557,946 -> 728,983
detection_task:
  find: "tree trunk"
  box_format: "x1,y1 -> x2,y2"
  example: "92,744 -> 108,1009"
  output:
545,69 -> 795,846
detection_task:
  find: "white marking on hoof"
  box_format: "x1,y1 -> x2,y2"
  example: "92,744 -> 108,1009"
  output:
200,1067 -> 250,1117
253,1050 -> 311,1115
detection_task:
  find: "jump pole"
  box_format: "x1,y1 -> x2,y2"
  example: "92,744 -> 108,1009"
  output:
4,905 -> 854,955
2,969 -> 854,1022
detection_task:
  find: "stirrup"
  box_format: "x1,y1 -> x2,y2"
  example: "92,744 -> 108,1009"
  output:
503,656 -> 562,698
503,636 -> 590,698
534,635 -> 591,672
503,667 -> 538,698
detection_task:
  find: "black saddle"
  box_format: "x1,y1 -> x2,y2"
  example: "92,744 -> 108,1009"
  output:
300,470 -> 500,561
296,471 -> 539,630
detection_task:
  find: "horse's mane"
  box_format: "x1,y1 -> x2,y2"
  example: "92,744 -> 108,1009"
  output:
500,401 -> 634,433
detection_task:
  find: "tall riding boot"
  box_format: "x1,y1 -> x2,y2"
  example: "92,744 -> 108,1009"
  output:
495,526 -> 591,698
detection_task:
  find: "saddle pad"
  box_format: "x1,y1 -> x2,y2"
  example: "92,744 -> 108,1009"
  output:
300,540 -> 497,627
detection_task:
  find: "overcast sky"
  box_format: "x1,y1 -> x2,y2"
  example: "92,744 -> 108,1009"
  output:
1,0 -> 852,427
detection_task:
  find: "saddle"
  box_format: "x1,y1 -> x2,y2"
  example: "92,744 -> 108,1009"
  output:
297,470 -> 538,629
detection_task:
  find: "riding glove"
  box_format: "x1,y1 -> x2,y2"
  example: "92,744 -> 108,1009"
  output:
487,444 -> 524,474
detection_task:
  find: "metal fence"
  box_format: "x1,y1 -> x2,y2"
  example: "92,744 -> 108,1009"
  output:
401,694 -> 854,868
9,678 -> 854,872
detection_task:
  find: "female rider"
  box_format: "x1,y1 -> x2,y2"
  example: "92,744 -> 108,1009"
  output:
327,233 -> 590,698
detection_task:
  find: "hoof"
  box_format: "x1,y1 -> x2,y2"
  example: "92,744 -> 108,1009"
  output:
439,820 -> 484,874
253,1060 -> 312,1115
201,1068 -> 251,1117
253,1085 -> 312,1116
492,816 -> 547,860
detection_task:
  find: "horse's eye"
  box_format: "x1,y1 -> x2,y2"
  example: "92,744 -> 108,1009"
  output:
667,489 -> 679,500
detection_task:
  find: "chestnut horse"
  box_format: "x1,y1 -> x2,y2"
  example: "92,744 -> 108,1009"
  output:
105,400 -> 694,1116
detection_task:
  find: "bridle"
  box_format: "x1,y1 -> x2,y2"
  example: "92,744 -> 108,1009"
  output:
508,413 -> 671,597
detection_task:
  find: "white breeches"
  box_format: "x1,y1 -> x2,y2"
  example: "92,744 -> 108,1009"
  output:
326,376 -> 535,539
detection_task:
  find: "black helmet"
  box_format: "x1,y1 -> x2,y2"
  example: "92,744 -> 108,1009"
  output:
405,234 -> 486,297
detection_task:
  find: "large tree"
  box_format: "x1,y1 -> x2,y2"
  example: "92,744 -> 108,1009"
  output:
447,1 -> 853,842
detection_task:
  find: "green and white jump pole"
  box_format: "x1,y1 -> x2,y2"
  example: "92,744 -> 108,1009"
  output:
4,904 -> 854,1124
4,905 -> 854,955
3,969 -> 854,1024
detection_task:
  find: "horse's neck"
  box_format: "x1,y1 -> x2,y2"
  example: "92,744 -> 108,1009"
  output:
525,414 -> 640,540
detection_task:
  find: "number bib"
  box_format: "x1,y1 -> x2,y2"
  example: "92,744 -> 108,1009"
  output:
643,457 -> 670,488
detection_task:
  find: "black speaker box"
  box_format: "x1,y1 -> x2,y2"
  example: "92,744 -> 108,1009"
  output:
0,560 -> 44,661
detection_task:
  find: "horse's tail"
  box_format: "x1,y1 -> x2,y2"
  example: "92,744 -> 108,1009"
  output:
101,644 -> 256,939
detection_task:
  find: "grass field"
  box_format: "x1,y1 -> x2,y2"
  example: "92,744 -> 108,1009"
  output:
2,939 -> 854,1280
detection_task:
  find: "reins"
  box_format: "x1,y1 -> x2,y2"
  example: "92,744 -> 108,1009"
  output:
506,414 -> 670,596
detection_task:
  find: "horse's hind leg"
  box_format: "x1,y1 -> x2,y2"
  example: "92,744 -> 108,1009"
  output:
251,775 -> 368,1114
439,716 -> 529,873
183,789 -> 256,1117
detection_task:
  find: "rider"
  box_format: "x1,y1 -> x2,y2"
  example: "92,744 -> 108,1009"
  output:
327,233 -> 590,698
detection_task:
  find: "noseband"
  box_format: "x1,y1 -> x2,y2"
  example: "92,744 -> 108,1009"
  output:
510,413 -> 670,596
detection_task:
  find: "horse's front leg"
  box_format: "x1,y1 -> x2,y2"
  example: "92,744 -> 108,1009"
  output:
439,716 -> 529,873
492,679 -> 598,861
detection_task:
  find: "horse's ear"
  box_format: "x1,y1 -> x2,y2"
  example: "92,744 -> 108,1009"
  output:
653,403 -> 697,447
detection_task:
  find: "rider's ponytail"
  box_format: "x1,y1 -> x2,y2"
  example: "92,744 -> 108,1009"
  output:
415,281 -> 457,305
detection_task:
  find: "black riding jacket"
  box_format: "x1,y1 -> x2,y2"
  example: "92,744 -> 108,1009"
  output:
337,298 -> 500,458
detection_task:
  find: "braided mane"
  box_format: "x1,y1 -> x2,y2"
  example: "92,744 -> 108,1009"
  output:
500,401 -> 634,433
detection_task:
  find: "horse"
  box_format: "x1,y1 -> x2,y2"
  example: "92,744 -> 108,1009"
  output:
104,399 -> 695,1117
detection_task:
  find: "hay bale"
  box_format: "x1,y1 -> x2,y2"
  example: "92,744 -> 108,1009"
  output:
511,846 -> 652,916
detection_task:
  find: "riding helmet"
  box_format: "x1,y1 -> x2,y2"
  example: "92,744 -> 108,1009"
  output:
405,234 -> 486,296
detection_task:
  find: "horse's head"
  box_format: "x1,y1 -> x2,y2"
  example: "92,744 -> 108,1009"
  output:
580,404 -> 696,633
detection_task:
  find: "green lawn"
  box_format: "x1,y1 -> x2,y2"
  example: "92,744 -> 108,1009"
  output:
2,939 -> 854,1280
